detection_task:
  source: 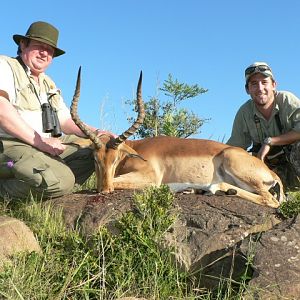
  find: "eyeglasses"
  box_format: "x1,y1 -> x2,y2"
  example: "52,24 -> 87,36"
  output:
245,65 -> 271,76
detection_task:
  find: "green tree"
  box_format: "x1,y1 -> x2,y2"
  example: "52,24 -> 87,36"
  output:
126,74 -> 209,138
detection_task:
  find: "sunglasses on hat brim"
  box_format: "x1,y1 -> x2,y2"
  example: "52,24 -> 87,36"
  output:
245,65 -> 271,76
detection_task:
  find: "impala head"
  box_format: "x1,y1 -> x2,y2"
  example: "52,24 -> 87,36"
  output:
70,67 -> 145,192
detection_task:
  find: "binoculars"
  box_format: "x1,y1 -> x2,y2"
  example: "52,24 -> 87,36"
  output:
41,103 -> 62,137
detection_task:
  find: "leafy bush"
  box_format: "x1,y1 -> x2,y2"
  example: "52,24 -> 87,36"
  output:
278,192 -> 300,218
126,74 -> 209,138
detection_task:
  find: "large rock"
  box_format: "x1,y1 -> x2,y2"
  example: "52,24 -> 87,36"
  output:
162,194 -> 282,290
47,190 -> 300,299
243,216 -> 300,300
0,216 -> 41,269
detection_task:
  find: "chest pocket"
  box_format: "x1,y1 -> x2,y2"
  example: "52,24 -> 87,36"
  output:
16,82 -> 41,111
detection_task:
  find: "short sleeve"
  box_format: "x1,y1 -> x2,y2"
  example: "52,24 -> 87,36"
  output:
0,58 -> 16,103
278,91 -> 300,133
227,107 -> 252,149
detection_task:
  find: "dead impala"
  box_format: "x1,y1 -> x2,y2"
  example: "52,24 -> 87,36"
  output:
70,68 -> 284,208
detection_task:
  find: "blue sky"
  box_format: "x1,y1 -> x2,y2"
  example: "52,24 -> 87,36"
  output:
1,0 -> 300,142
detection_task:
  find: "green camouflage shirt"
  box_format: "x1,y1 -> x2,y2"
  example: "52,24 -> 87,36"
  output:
227,91 -> 300,150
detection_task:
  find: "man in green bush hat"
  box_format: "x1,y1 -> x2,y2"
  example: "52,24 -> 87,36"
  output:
227,62 -> 300,191
0,21 -> 115,199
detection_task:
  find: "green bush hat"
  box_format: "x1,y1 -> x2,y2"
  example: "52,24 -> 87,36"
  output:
13,21 -> 65,57
245,62 -> 274,84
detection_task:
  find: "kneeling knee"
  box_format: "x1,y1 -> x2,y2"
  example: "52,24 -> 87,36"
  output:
39,166 -> 76,198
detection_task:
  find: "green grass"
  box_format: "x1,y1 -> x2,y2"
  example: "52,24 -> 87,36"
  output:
278,191 -> 300,218
0,183 -> 298,300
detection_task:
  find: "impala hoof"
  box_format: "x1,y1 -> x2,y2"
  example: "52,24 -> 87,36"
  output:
215,190 -> 226,196
226,189 -> 237,195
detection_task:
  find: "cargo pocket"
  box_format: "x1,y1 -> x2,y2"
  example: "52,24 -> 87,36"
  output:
12,154 -> 60,188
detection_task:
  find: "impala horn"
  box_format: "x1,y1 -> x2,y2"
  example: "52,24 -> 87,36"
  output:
70,67 -> 102,149
108,71 -> 145,149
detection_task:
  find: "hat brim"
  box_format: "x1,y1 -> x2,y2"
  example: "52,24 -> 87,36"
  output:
245,71 -> 274,84
13,34 -> 65,57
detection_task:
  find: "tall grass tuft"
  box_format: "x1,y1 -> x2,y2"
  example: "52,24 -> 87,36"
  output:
97,185 -> 187,298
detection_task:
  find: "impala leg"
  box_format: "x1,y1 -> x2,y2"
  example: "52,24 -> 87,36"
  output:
218,147 -> 283,207
210,182 -> 280,208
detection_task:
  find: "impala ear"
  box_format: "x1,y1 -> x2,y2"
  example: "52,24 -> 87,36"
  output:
127,153 -> 147,161
120,143 -> 147,161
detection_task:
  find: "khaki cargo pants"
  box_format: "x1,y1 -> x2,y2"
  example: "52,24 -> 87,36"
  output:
0,135 -> 94,200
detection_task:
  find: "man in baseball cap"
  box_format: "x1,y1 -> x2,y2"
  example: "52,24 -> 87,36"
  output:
227,61 -> 300,191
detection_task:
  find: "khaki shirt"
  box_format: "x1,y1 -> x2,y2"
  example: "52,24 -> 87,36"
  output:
227,91 -> 300,150
0,55 -> 70,138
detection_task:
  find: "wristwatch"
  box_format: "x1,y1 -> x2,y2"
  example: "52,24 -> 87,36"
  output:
263,137 -> 272,146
